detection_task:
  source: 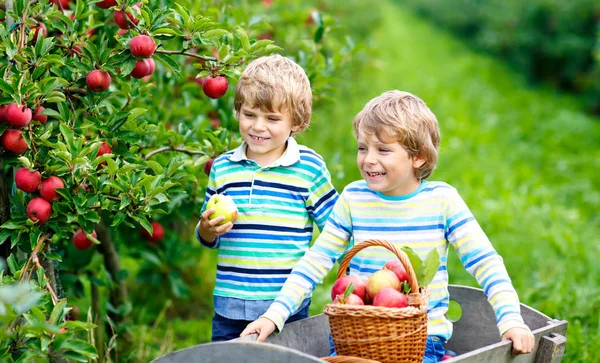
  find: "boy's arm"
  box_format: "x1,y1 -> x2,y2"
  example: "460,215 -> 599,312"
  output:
260,193 -> 353,332
305,163 -> 339,231
445,188 -> 530,336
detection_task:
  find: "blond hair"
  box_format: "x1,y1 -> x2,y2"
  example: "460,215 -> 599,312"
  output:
353,90 -> 440,180
234,54 -> 312,133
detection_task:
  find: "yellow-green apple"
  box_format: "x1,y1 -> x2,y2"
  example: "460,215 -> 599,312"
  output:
72,229 -> 97,250
383,260 -> 408,284
40,176 -> 65,202
372,287 -> 408,308
366,269 -> 400,300
206,194 -> 238,225
1,130 -> 28,154
6,103 -> 32,127
27,197 -> 52,223
331,275 -> 367,301
15,168 -> 41,193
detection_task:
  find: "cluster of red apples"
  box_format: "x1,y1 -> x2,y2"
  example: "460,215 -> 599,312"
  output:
331,260 -> 410,308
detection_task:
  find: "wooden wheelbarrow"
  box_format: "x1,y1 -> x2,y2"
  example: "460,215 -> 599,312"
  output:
152,285 -> 567,363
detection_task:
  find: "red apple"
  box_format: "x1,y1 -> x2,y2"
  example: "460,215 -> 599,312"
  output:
130,35 -> 155,58
6,103 -> 32,128
97,141 -> 112,157
40,176 -> 65,202
130,59 -> 150,79
366,269 -> 400,300
15,168 -> 41,193
114,6 -> 140,29
67,305 -> 80,321
72,228 -> 97,250
32,106 -> 48,124
50,0 -> 69,10
116,28 -> 128,36
86,70 -> 111,92
74,185 -> 88,193
202,76 -> 228,99
1,129 -> 28,154
146,58 -> 155,75
140,221 -> 165,243
372,287 -> 408,308
30,23 -> 47,42
96,0 -> 117,9
262,0 -> 273,7
333,293 -> 364,306
27,198 -> 52,223
194,77 -> 204,86
383,260 -> 409,284
331,275 -> 367,301
0,104 -> 7,122
203,158 -> 215,176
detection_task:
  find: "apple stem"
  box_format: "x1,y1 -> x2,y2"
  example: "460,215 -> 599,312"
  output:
155,49 -> 216,62
18,235 -> 59,305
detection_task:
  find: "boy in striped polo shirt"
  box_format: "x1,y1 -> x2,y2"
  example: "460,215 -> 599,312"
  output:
196,54 -> 338,341
241,90 -> 535,362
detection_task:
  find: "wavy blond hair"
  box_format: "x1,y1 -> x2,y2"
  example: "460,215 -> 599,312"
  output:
353,90 -> 440,180
234,54 -> 312,134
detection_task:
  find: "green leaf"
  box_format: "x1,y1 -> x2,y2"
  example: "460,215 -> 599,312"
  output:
7,254 -> 18,274
204,29 -> 230,39
145,160 -> 164,175
420,248 -> 440,287
154,53 -> 181,76
49,299 -> 68,325
59,124 -> 75,154
343,282 -> 354,299
154,27 -> 183,37
0,79 -> 15,96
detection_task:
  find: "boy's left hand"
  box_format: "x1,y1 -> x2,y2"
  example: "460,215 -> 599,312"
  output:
501,327 -> 535,354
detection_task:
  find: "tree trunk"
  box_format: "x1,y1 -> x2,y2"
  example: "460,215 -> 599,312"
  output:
95,222 -> 129,324
91,280 -> 104,363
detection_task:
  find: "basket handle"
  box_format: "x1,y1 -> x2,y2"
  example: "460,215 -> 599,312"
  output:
336,239 -> 421,307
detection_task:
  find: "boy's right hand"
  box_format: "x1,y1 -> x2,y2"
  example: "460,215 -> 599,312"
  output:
240,317 -> 277,342
198,208 -> 234,243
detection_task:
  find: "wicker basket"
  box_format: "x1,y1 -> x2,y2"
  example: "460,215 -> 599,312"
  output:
320,356 -> 381,363
323,240 -> 429,363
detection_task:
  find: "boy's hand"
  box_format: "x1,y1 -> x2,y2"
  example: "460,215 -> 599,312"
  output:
501,327 -> 535,354
198,208 -> 234,243
240,317 -> 277,342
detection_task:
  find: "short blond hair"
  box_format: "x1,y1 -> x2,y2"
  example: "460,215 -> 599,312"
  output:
353,90 -> 440,180
234,54 -> 312,133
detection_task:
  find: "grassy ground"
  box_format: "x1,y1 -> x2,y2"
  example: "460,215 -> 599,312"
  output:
298,1 -> 600,362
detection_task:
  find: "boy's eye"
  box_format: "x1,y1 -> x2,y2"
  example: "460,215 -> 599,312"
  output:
268,117 -> 280,121
244,113 -> 254,118
379,148 -> 389,153
358,146 -> 366,152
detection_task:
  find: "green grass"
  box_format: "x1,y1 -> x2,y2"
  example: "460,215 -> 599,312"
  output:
297,1 -> 600,361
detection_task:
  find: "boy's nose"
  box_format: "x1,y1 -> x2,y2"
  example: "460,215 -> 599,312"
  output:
253,118 -> 267,131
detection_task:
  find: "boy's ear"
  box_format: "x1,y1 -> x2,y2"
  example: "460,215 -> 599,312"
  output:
412,155 -> 426,169
291,124 -> 300,133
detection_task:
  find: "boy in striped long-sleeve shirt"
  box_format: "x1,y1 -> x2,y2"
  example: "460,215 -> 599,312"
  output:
196,55 -> 338,342
241,90 -> 534,362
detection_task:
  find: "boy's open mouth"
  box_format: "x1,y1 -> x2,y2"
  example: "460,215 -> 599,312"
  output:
366,172 -> 386,177
250,135 -> 269,141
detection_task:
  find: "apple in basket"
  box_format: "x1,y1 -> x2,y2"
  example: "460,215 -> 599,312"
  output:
372,287 -> 408,308
331,275 -> 367,301
366,269 -> 400,300
333,293 -> 365,306
383,260 -> 409,284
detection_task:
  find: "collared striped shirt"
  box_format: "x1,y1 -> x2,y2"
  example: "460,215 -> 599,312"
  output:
262,180 -> 528,339
196,137 -> 338,318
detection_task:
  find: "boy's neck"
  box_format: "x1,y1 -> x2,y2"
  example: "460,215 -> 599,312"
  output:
245,142 -> 288,167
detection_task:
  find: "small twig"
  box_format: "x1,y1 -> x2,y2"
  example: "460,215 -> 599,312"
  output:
106,195 -> 121,202
144,145 -> 208,160
31,251 -> 59,305
154,49 -> 216,62
28,128 -> 38,155
64,87 -> 87,95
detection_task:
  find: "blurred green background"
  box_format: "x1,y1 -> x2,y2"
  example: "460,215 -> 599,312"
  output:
122,0 -> 599,361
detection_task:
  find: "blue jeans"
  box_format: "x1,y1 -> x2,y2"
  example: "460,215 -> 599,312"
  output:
329,335 -> 446,363
211,304 -> 311,342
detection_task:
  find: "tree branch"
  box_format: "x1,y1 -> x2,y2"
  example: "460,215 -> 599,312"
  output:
64,87 -> 87,95
144,146 -> 208,160
154,49 -> 216,62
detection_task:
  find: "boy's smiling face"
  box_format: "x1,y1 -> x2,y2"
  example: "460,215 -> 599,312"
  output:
357,132 -> 425,196
239,104 -> 299,166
